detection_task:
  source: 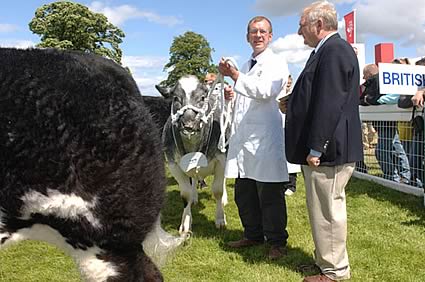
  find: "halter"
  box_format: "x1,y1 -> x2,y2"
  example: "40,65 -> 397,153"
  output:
170,80 -> 219,157
170,57 -> 238,175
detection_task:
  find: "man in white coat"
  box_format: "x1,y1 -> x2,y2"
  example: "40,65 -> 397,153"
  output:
218,15 -> 290,260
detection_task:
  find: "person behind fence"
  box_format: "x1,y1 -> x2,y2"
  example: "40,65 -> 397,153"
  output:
398,57 -> 425,187
218,15 -> 290,260
356,64 -> 380,173
359,64 -> 378,147
283,1 -> 363,281
361,62 -> 411,183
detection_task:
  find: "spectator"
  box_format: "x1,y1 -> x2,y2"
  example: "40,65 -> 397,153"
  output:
204,72 -> 217,85
279,74 -> 300,196
400,57 -> 425,187
361,62 -> 411,183
380,59 -> 411,184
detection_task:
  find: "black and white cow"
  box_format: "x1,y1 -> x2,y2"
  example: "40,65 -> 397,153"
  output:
0,48 -> 173,282
141,95 -> 171,133
156,75 -> 228,236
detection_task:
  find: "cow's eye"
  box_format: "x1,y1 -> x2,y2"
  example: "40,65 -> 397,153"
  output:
174,101 -> 182,109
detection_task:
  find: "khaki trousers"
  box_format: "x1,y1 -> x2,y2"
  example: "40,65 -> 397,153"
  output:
301,163 -> 354,280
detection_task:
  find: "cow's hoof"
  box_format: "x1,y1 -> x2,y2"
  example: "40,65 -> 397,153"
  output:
215,219 -> 227,229
178,230 -> 192,241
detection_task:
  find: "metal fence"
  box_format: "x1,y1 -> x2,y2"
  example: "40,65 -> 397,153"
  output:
356,104 -> 425,206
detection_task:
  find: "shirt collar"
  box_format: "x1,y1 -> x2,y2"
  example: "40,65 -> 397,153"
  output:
251,47 -> 271,62
314,31 -> 338,53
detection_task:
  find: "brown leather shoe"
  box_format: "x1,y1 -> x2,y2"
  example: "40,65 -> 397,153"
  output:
303,274 -> 336,282
297,264 -> 321,275
268,245 -> 287,260
227,238 -> 263,248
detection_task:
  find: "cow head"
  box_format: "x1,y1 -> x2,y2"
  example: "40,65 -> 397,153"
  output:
155,75 -> 217,141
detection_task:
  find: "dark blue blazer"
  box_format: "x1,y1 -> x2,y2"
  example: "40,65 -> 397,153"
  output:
285,33 -> 363,166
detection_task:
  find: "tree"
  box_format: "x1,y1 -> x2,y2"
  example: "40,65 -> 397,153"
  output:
162,31 -> 217,87
29,1 -> 125,64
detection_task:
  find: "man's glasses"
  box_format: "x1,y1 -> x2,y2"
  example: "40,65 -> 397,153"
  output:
248,28 -> 270,35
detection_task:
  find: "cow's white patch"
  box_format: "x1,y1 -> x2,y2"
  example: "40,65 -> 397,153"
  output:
76,246 -> 120,282
20,189 -> 101,228
3,224 -> 119,282
179,76 -> 199,102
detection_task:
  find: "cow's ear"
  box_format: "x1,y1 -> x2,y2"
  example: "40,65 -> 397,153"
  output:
155,84 -> 172,99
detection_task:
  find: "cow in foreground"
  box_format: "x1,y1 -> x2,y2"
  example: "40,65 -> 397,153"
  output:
156,76 -> 228,236
0,48 -> 176,281
141,95 -> 172,133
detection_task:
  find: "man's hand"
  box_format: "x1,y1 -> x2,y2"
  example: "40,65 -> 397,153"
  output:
218,58 -> 239,82
306,154 -> 320,167
224,85 -> 235,100
411,90 -> 424,107
278,97 -> 289,113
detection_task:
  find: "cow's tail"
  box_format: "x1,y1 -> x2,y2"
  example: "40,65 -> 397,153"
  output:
142,214 -> 185,267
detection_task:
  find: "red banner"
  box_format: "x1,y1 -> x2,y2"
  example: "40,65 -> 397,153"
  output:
344,11 -> 355,44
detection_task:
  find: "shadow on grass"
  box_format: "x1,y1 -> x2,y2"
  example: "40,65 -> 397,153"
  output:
347,177 -> 425,227
217,232 -> 317,275
161,189 -> 210,233
160,177 -> 318,275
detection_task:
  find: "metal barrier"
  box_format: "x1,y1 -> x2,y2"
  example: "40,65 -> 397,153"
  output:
357,104 -> 425,206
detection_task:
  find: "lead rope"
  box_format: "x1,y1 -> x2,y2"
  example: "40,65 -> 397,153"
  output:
216,57 -> 238,153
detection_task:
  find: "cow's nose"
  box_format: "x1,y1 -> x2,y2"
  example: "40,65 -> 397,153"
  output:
182,109 -> 197,121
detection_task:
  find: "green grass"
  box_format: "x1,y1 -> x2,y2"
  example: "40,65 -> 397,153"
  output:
1,175 -> 424,281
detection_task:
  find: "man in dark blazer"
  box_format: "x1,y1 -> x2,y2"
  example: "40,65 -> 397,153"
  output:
284,1 -> 363,282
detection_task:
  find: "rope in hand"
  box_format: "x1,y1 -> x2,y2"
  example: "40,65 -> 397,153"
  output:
214,57 -> 238,153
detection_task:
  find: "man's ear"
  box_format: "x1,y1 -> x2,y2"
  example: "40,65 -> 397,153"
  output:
246,33 -> 250,43
316,19 -> 323,33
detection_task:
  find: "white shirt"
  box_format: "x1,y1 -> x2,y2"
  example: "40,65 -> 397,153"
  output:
225,48 -> 290,182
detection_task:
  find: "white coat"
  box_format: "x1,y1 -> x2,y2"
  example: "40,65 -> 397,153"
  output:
225,48 -> 289,182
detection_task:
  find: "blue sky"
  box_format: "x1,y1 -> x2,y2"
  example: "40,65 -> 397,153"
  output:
1,0 -> 424,95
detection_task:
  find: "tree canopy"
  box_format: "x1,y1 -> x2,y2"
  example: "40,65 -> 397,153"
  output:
162,31 -> 217,87
29,1 -> 125,64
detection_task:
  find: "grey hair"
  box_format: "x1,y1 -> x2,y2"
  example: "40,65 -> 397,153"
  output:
304,1 -> 338,31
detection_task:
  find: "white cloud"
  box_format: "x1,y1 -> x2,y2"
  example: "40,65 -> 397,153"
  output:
0,24 -> 19,33
354,0 -> 425,55
122,55 -> 168,69
133,75 -> 167,96
122,55 -> 168,96
269,33 -> 313,79
255,0 -> 425,56
253,0 -> 357,16
88,1 -> 183,27
0,40 -> 35,48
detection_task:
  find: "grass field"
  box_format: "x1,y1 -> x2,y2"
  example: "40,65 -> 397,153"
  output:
1,175 -> 424,281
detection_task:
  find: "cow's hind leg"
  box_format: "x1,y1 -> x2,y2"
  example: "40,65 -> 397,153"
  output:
168,163 -> 197,236
211,156 -> 227,229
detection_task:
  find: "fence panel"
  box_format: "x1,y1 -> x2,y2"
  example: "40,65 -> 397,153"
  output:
357,104 -> 424,206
